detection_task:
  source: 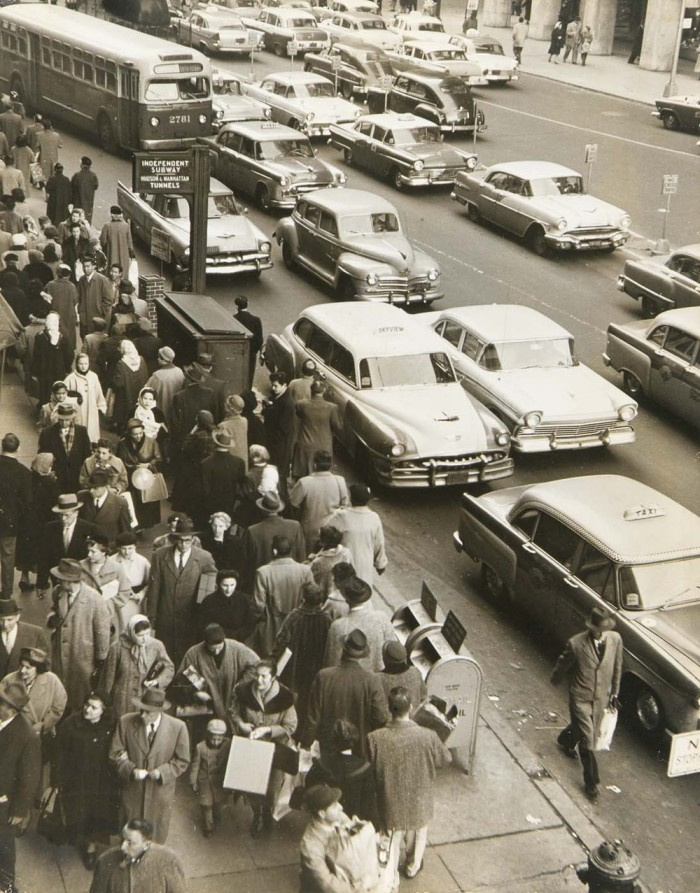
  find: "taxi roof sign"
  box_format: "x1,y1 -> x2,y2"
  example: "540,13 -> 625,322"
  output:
623,504 -> 666,521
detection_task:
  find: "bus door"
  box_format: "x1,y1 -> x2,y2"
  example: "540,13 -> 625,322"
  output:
29,34 -> 41,110
118,67 -> 140,151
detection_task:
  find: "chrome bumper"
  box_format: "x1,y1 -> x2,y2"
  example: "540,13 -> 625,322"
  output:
512,425 -> 635,452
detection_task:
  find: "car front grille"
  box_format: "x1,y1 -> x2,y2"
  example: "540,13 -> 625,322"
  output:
534,420 -> 619,437
207,250 -> 268,265
569,226 -> 619,236
384,450 -> 512,486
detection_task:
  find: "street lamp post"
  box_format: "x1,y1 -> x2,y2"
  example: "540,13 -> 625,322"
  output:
663,3 -> 686,98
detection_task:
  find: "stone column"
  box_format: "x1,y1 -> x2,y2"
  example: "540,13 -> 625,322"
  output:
482,0 -> 511,28
580,0 -> 616,55
640,0 -> 683,72
528,0 -> 560,41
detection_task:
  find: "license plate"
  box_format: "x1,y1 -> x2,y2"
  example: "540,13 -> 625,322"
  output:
446,470 -> 474,485
589,240 -> 607,248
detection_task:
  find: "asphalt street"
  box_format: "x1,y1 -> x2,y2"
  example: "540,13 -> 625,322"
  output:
47,56 -> 700,893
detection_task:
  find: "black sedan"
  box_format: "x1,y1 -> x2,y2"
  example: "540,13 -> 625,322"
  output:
652,95 -> 700,132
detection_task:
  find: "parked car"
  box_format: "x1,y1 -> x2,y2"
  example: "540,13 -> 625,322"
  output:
275,187 -> 444,304
384,40 -> 486,85
211,68 -> 271,128
652,95 -> 700,132
243,70 -> 361,136
329,112 -> 477,190
367,72 -> 485,133
617,244 -> 700,318
389,11 -> 448,43
422,304 -> 636,451
262,302 -> 513,487
200,120 -> 346,212
453,473 -> 700,737
452,160 -> 631,255
604,307 -> 700,422
176,7 -> 260,54
240,7 -> 330,56
303,43 -> 395,99
447,33 -> 519,84
318,0 -> 379,15
117,178 -> 272,276
319,12 -> 402,51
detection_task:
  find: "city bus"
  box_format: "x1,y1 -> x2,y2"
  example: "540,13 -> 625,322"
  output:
0,4 -> 213,152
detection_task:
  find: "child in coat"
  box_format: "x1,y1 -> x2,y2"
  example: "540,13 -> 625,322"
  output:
190,718 -> 231,836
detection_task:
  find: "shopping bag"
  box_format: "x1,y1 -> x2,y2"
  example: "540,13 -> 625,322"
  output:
141,471 -> 169,503
36,787 -> 69,846
128,258 -> 139,285
223,736 -> 275,795
327,820 -> 380,892
29,161 -> 44,188
594,707 -> 618,751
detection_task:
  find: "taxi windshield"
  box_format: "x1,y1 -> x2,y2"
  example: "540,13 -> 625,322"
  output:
493,338 -> 576,370
391,126 -> 440,144
144,77 -> 210,101
362,352 -> 455,387
529,175 -> 584,197
341,212 -> 401,235
257,138 -> 313,159
361,19 -> 387,28
420,22 -> 444,32
208,193 -> 239,217
620,557 -> 700,611
292,81 -> 336,98
429,49 -> 465,61
214,79 -> 242,96
475,41 -> 504,55
290,15 -> 316,26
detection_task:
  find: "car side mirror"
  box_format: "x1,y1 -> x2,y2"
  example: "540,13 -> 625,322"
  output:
622,592 -> 640,609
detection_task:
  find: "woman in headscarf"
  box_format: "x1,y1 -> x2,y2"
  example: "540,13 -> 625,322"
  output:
113,532 -> 151,624
198,569 -> 259,644
218,394 -> 248,469
17,452 -> 60,593
132,386 -> 168,455
241,389 -> 266,449
64,352 -> 107,444
115,417 -> 163,530
30,311 -> 73,406
171,409 -> 216,525
98,614 -> 174,721
112,339 -> 148,432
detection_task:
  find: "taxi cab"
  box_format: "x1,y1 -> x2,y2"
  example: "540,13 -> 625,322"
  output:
262,302 -> 513,487
453,474 -> 700,737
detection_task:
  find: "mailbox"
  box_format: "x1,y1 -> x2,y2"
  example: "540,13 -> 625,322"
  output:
407,606 -> 482,773
391,582 -> 445,652
155,292 -> 251,392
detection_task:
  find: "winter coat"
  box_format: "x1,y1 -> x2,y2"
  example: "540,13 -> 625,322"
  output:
144,365 -> 185,431
291,396 -> 342,478
0,713 -> 41,823
243,515 -> 307,586
99,634 -> 174,720
253,556 -> 315,656
46,173 -> 72,226
324,506 -> 387,585
38,422 -> 93,494
78,555 -> 133,638
110,711 -> 190,844
229,677 -> 297,744
113,357 -> 149,433
198,588 -> 259,643
0,670 -> 67,735
0,621 -> 49,679
71,168 -> 99,221
289,472 -> 350,549
176,639 -> 258,728
306,752 -> 378,825
376,665 -> 426,714
99,218 -> 134,271
64,369 -> 106,443
78,490 -> 131,547
324,604 -> 397,673
90,842 -> 186,893
31,330 -> 74,405
36,128 -> 62,180
189,738 -> 231,806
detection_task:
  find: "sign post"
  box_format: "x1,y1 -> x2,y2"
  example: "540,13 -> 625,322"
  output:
654,174 -> 678,255
584,143 -> 597,192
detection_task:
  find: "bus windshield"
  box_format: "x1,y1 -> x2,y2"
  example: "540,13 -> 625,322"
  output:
145,76 -> 210,101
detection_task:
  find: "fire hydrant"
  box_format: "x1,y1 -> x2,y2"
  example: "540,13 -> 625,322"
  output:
576,839 -> 642,893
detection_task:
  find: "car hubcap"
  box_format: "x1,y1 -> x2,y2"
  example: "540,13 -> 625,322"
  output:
636,688 -> 660,731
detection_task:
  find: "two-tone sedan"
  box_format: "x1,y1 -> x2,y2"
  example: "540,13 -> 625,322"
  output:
604,307 -> 700,425
275,188 -> 444,304
367,72 -> 485,133
176,7 -> 260,55
211,68 -> 271,129
617,244 -> 700,318
452,161 -> 631,255
384,41 -> 486,85
423,304 -> 636,451
303,43 -> 395,100
447,33 -> 519,84
652,95 -> 700,132
243,70 -> 361,137
241,7 -> 330,56
329,113 -> 477,190
389,11 -> 448,43
117,178 -> 272,276
453,474 -> 700,737
319,12 -> 402,51
262,302 -> 513,487
200,120 -> 346,212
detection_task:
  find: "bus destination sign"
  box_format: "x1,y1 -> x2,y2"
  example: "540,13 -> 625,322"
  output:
133,152 -> 193,194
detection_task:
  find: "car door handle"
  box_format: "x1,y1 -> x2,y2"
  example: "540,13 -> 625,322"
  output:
522,542 -> 537,554
563,576 -> 579,589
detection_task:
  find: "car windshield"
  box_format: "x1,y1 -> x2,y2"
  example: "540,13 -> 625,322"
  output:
420,22 -> 444,32
361,19 -> 387,29
475,41 -> 503,54
290,16 -> 316,26
492,338 -> 577,370
529,175 -> 584,197
439,80 -> 469,98
341,212 -> 401,235
365,59 -> 393,76
144,77 -> 210,101
214,79 -> 242,96
429,49 -> 465,61
363,353 -> 455,387
292,81 -> 336,98
391,126 -> 440,144
208,193 -> 239,217
257,138 -> 314,159
219,23 -> 246,30
619,557 -> 700,611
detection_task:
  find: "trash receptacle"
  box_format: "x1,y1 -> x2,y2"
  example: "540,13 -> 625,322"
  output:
391,582 -> 445,652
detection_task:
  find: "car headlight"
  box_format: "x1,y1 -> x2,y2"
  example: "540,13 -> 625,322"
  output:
618,404 -> 637,421
215,109 -> 224,119
466,155 -> 477,171
496,431 -> 510,446
427,268 -> 439,282
413,159 -> 425,172
353,107 -> 362,118
556,218 -> 568,231
390,442 -> 406,457
264,107 -> 272,119
260,241 -> 272,254
619,213 -> 631,230
523,411 -> 542,428
198,114 -> 208,125
150,116 -> 160,127
306,112 -> 315,122
280,175 -> 291,187
366,273 -> 379,285
336,171 -> 347,185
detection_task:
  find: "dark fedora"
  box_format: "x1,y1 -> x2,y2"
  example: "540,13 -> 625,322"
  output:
52,493 -> 83,513
0,599 -> 21,617
169,517 -> 198,538
256,491 -> 284,515
87,469 -> 111,487
0,681 -> 29,712
55,403 -> 76,419
343,576 -> 372,607
342,628 -> 370,660
132,688 -> 170,712
197,352 -> 214,369
586,607 -> 616,632
212,429 -> 234,449
125,418 -> 145,432
51,558 -> 83,582
382,640 -> 409,674
184,363 -> 205,384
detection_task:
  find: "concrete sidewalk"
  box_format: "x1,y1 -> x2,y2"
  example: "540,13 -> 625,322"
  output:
0,365 -> 646,893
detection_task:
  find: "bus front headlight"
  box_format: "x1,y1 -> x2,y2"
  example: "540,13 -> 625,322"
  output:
150,116 -> 160,127
198,114 -> 208,125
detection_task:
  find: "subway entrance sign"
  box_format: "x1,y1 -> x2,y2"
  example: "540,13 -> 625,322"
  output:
133,152 -> 194,194
668,730 -> 700,777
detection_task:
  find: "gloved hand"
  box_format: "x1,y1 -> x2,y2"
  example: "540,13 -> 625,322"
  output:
608,695 -> 620,711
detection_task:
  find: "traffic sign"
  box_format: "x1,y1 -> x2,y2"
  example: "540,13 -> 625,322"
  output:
662,174 -> 679,195
133,152 -> 193,194
585,143 -> 598,163
467,0 -> 478,9
668,730 -> 700,777
150,228 -> 171,263
330,55 -> 342,71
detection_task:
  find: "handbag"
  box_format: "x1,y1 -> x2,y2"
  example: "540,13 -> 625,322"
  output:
327,820 -> 380,892
37,787 -> 69,846
594,707 -> 618,751
141,471 -> 169,503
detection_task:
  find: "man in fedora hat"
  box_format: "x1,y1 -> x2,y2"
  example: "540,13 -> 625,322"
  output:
551,606 -> 623,801
241,491 -> 306,590
263,372 -> 295,502
78,468 -> 131,546
0,432 -> 32,598
90,818 -> 186,893
325,483 -> 387,587
233,295 -> 263,387
145,347 -> 184,432
38,402 -> 92,493
324,575 -> 396,672
0,599 -> 49,679
109,688 -> 190,844
304,629 -> 388,759
71,156 -> 99,224
289,450 -> 349,549
47,558 -> 111,712
145,517 -> 216,667
100,205 -> 135,273
195,353 -> 229,419
36,493 -> 98,594
0,681 -> 41,893
171,365 -> 217,447
200,428 -> 246,520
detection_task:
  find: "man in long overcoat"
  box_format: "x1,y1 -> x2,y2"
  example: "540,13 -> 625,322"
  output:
144,347 -> 185,431
36,493 -> 98,591
0,599 -> 49,679
38,403 -> 93,494
291,382 -> 342,479
109,690 -> 190,844
242,492 -> 306,590
289,450 -> 349,548
45,265 -> 79,351
71,156 -> 99,223
77,255 -> 113,337
36,118 -> 62,181
304,629 -> 388,759
170,365 -> 217,447
551,606 -> 623,800
46,163 -> 72,226
100,205 -> 135,272
90,819 -> 186,893
78,469 -> 131,546
263,372 -> 295,500
0,432 -> 32,598
47,558 -> 111,712
325,483 -> 388,586
145,518 -> 217,667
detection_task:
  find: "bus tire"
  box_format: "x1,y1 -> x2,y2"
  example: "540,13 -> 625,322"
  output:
97,114 -> 118,154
